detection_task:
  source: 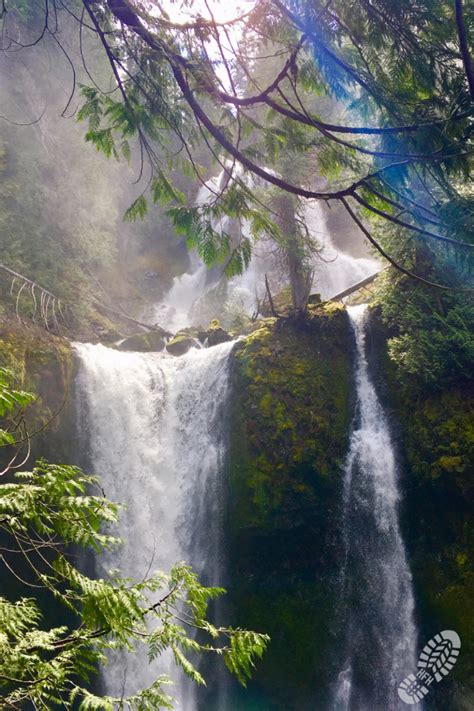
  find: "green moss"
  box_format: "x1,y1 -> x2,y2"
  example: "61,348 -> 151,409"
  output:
400,387 -> 474,683
165,332 -> 197,355
371,308 -> 474,687
116,330 -> 166,352
230,309 -> 352,530
226,308 -> 354,707
0,316 -> 73,445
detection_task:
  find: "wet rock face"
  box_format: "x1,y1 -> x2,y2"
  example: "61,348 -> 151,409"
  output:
115,329 -> 167,352
224,304 -> 355,710
363,308 -> 474,710
198,326 -> 232,347
0,316 -> 74,464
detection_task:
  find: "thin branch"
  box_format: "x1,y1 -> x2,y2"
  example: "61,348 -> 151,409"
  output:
353,192 -> 474,250
264,274 -> 280,317
341,197 -> 472,291
454,0 -> 474,100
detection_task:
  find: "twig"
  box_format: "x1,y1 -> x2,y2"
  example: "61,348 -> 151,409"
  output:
264,274 -> 280,317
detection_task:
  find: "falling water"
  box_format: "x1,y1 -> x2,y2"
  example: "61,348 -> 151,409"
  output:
150,170 -> 280,332
72,176 -> 408,710
75,339 -> 235,709
151,173 -> 379,332
304,202 -> 379,300
333,304 -> 419,710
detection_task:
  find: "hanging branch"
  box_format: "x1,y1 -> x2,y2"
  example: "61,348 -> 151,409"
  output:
30,283 -> 38,322
15,281 -> 28,322
0,264 -> 68,333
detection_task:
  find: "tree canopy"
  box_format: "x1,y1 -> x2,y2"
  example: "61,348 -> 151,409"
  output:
1,0 -> 472,289
1,0 -> 473,380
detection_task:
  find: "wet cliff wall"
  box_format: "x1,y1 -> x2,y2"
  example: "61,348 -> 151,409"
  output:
224,304 -> 354,710
0,315 -> 74,465
224,304 -> 473,710
364,309 -> 474,710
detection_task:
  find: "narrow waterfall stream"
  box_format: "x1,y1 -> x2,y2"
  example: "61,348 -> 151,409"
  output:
334,305 -> 419,710
75,340 -> 235,709
150,173 -> 379,333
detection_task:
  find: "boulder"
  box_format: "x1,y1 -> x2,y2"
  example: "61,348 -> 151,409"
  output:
116,330 -> 167,352
198,319 -> 232,347
166,333 -> 199,356
307,292 -> 322,305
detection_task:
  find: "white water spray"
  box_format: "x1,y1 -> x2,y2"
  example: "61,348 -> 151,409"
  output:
333,304 -> 419,710
305,203 -> 379,300
75,339 -> 235,709
151,172 -> 379,332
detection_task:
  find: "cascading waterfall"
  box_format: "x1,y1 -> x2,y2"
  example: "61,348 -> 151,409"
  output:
333,304 -> 419,711
152,173 -> 379,332
75,339 -> 235,709
304,202 -> 379,300
151,169 -> 281,332
72,183 -> 418,710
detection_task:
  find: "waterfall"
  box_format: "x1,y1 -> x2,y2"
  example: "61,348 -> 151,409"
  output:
150,169 -> 280,332
74,339 -> 235,709
151,173 -> 379,332
304,202 -> 379,301
333,304 -> 419,710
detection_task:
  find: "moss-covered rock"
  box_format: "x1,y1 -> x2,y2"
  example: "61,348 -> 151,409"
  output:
225,304 -> 354,709
198,319 -> 232,347
365,309 -> 474,709
0,315 -> 74,463
398,385 -> 474,705
116,329 -> 167,352
166,332 -> 199,356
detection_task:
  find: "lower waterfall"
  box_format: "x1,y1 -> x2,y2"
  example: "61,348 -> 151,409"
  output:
74,340 -> 235,709
334,304 -> 419,710
73,302 -> 421,710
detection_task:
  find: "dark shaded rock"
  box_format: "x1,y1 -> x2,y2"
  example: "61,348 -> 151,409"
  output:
307,292 -> 322,305
116,330 -> 167,352
208,327 -> 232,346
224,304 -> 355,710
95,327 -> 123,344
0,315 -> 74,464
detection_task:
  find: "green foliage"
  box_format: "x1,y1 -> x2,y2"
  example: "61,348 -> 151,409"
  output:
383,378 -> 474,683
386,301 -> 474,385
0,377 -> 269,709
124,194 -> 149,222
0,367 -> 35,417
374,203 -> 474,385
0,366 -> 36,446
231,306 -> 351,528
4,0 -> 474,329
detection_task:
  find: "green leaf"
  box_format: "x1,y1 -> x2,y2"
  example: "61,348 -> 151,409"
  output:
124,195 -> 148,222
